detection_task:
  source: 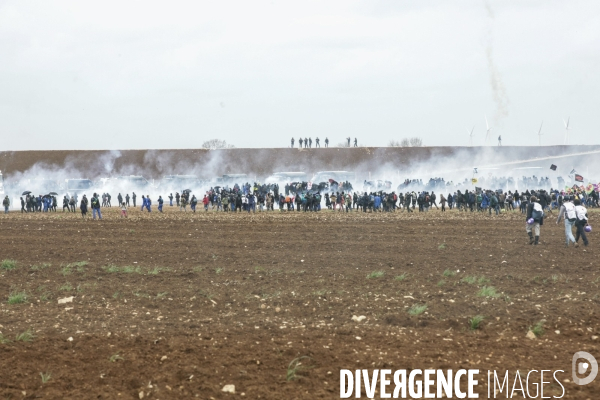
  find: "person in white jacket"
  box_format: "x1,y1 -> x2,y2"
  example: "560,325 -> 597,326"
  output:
573,199 -> 589,247
556,195 -> 577,247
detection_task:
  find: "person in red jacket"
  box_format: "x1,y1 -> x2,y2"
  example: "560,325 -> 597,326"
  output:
202,194 -> 210,212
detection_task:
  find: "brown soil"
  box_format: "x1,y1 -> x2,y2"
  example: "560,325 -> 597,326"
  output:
0,207 -> 599,399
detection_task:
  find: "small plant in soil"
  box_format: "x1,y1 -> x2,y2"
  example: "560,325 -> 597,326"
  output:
40,291 -> 52,302
1,259 -> 17,270
15,329 -> 35,342
286,356 -> 313,381
367,271 -> 384,279
469,315 -> 485,330
31,263 -> 51,270
530,320 -> 545,337
8,291 -> 27,304
215,267 -> 224,274
59,283 -> 73,292
437,279 -> 446,287
40,372 -> 51,383
477,286 -> 500,298
442,269 -> 456,277
0,333 -> 12,344
109,354 -> 124,362
408,304 -> 427,316
394,273 -> 408,281
122,265 -> 142,274
104,265 -> 120,273
438,243 -> 446,250
70,261 -> 88,268
60,265 -> 72,276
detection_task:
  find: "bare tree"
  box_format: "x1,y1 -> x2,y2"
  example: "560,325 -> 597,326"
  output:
388,140 -> 402,147
409,137 -> 423,147
400,138 -> 410,147
201,139 -> 235,149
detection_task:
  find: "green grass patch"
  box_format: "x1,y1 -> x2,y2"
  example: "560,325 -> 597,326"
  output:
103,265 -> 120,273
60,265 -> 72,276
530,320 -> 545,337
477,286 -> 500,298
462,275 -> 490,285
8,291 -> 27,304
438,243 -> 447,250
408,304 -> 427,316
469,315 -> 485,330
69,261 -> 89,268
31,263 -> 51,271
437,279 -> 446,287
367,271 -> 385,279
0,333 -> 12,344
215,267 -> 224,274
286,356 -> 313,381
15,329 -> 35,342
58,283 -> 73,292
40,372 -> 51,384
121,265 -> 142,274
394,273 -> 408,281
1,259 -> 17,270
442,269 -> 456,277
147,267 -> 167,275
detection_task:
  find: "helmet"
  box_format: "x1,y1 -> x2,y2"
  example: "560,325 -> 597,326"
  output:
527,218 -> 534,225
584,225 -> 592,233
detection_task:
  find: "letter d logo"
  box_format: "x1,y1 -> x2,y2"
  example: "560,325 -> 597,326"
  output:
572,351 -> 598,385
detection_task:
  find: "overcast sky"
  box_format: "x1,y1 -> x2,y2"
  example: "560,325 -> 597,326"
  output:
1,0 -> 599,150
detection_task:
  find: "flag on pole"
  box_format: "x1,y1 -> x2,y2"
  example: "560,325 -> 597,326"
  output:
550,164 -> 557,171
575,174 -> 584,182
471,178 -> 478,184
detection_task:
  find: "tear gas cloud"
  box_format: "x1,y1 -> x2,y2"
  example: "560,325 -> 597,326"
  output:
2,146 -> 597,202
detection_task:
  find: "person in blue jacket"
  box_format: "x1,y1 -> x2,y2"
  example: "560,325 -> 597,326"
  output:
374,193 -> 381,211
158,196 -> 164,212
146,195 -> 152,212
168,193 -> 173,206
190,195 -> 197,212
140,195 -> 146,211
248,193 -> 256,213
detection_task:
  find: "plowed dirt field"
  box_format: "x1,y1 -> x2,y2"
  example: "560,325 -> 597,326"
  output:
0,207 -> 599,399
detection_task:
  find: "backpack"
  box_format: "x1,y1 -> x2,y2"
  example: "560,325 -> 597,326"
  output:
531,202 -> 544,220
564,202 -> 576,221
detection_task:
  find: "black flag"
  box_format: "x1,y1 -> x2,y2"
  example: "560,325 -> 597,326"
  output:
550,164 -> 557,171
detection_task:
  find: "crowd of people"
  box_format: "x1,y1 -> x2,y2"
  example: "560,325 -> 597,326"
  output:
291,137 -> 358,148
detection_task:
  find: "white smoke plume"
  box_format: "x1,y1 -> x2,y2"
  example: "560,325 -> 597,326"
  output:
484,1 -> 510,127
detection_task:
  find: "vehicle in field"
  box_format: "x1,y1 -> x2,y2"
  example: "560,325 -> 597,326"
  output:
160,175 -> 203,193
265,172 -> 308,184
30,178 -> 62,193
65,179 -> 94,194
95,175 -> 151,194
363,180 -> 392,191
220,174 -> 249,185
310,171 -> 355,184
